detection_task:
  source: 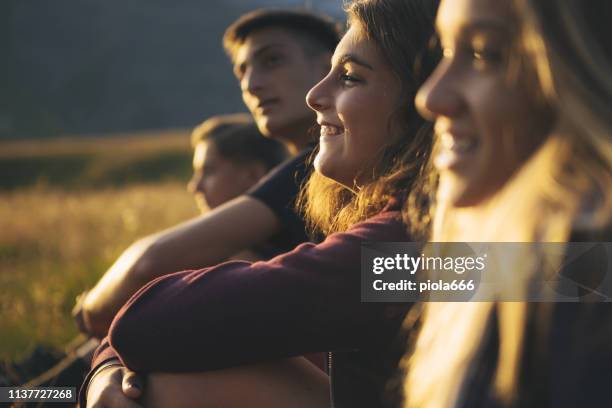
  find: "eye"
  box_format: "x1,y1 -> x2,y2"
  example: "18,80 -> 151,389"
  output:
471,48 -> 504,70
262,53 -> 283,68
340,71 -> 362,87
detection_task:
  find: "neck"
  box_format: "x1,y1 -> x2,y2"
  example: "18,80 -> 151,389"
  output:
277,119 -> 317,155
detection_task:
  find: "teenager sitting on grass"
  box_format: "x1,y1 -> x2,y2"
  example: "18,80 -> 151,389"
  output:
187,113 -> 287,213
187,113 -> 289,262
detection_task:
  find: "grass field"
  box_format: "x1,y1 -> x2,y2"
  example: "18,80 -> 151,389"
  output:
0,132 -> 199,361
0,129 -> 194,191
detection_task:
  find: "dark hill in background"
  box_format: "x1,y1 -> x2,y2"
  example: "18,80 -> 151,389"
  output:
1,0 -> 342,139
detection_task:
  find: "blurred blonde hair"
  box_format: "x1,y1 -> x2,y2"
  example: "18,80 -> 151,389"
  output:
403,0 -> 612,406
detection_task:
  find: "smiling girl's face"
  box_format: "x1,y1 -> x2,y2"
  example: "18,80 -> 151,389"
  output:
306,23 -> 401,188
416,0 -> 552,207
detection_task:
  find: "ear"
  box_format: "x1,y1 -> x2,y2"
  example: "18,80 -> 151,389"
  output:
242,161 -> 269,186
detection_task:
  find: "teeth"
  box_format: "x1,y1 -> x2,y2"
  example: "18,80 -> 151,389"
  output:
439,132 -> 476,153
320,125 -> 343,137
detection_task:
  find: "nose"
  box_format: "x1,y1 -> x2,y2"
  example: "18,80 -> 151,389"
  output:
415,60 -> 465,121
306,72 -> 333,113
241,66 -> 266,95
187,172 -> 203,195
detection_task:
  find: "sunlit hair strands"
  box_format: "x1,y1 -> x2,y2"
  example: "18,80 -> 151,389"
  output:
403,1 -> 612,407
298,0 -> 440,237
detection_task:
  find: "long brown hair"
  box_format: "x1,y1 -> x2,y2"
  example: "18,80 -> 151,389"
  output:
297,0 -> 440,237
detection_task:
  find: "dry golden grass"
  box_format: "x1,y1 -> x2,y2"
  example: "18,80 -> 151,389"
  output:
0,182 -> 198,360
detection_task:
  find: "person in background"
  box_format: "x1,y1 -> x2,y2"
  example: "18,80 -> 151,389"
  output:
187,113 -> 289,261
185,113 -> 291,262
18,8 -> 338,392
402,0 -> 612,407
74,9 -> 340,339
187,113 -> 288,213
6,113 -> 288,391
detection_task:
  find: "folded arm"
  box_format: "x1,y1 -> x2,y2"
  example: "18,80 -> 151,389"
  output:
107,209 -> 409,372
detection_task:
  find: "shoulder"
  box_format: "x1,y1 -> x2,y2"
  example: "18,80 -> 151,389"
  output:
247,146 -> 314,193
334,205 -> 407,243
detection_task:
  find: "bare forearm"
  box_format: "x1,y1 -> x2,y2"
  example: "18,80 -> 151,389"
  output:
82,236 -> 157,337
81,196 -> 279,337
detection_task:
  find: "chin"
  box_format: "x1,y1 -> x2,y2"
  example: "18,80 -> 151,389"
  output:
254,120 -> 272,138
313,156 -> 331,178
448,193 -> 482,208
443,181 -> 501,208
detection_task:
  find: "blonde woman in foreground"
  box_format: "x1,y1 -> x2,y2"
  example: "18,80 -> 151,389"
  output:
403,0 -> 611,407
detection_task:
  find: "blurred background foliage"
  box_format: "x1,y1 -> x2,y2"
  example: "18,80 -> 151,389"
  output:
0,131 -> 192,191
0,133 -> 198,360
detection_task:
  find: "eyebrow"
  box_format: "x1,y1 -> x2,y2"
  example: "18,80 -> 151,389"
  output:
437,19 -> 512,38
336,54 -> 374,70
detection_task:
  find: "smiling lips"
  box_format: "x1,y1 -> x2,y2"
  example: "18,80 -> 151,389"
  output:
439,132 -> 478,153
435,129 -> 479,171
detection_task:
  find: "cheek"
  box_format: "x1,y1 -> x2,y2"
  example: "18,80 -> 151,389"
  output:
202,175 -> 232,206
217,167 -> 252,196
338,92 -> 375,141
450,82 -> 548,206
275,62 -> 306,87
477,84 -> 541,166
343,93 -> 394,161
470,79 -> 510,138
201,177 -> 217,195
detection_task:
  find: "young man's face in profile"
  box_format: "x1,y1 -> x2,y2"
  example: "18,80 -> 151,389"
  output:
233,27 -> 329,140
187,141 -> 262,211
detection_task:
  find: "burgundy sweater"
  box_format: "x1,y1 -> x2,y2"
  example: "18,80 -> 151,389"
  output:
84,201 -> 412,406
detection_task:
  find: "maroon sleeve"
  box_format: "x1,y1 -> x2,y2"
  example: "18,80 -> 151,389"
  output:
78,338 -> 118,405
107,209 -> 410,372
